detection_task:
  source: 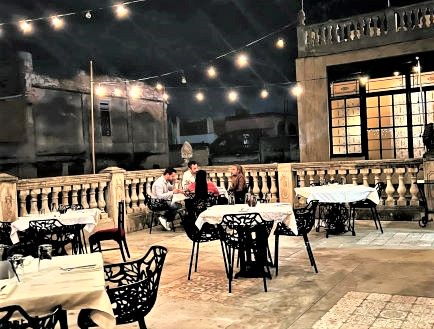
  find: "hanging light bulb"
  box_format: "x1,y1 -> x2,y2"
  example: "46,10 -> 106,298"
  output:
181,71 -> 187,84
275,38 -> 285,49
227,90 -> 239,103
162,92 -> 169,102
50,16 -> 65,30
393,71 -> 400,76
359,75 -> 369,86
155,82 -> 164,91
195,91 -> 205,102
95,85 -> 106,97
19,20 -> 33,35
260,89 -> 269,99
235,53 -> 249,68
290,84 -> 303,97
85,11 -> 92,19
206,66 -> 217,78
114,4 -> 129,19
129,85 -> 141,98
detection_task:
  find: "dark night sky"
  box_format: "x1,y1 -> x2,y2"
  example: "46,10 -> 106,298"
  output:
0,0 -> 426,120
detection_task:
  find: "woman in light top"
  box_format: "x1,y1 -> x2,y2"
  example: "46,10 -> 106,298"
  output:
229,164 -> 247,204
187,170 -> 219,198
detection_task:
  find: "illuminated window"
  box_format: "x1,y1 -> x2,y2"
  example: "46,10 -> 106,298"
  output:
99,100 -> 111,136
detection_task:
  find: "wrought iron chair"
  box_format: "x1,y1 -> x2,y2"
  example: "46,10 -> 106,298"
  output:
274,200 -> 319,275
0,221 -> 12,246
77,246 -> 168,329
218,212 -> 273,293
146,194 -> 185,233
28,219 -> 76,256
0,304 -> 67,329
183,195 -> 227,280
349,182 -> 385,234
89,201 -> 130,261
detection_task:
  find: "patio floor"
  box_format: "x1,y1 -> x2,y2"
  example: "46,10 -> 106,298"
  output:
68,220 -> 434,329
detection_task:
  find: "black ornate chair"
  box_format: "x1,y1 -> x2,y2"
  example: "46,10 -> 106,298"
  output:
349,182 -> 385,234
89,201 -> 130,261
0,221 -> 12,246
274,200 -> 319,275
28,219 -> 76,256
183,195 -> 227,280
0,304 -> 67,329
77,246 -> 168,329
145,195 -> 172,233
218,212 -> 273,293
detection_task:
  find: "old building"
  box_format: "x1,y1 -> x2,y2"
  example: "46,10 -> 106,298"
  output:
0,51 -> 168,178
296,2 -> 434,162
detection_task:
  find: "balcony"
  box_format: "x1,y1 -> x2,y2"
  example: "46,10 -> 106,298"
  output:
298,1 -> 434,57
0,158 -> 426,231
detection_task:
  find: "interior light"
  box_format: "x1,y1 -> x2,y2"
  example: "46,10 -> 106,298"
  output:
95,85 -> 106,97
359,76 -> 369,86
290,84 -> 303,97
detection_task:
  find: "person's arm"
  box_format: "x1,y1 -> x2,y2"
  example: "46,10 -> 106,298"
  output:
181,171 -> 191,189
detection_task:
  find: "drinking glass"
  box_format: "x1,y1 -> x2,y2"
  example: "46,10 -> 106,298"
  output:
264,193 -> 272,203
38,244 -> 53,271
228,194 -> 235,205
8,254 -> 24,281
50,203 -> 58,212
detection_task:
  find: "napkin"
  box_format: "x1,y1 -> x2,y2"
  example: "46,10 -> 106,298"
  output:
0,280 -> 17,299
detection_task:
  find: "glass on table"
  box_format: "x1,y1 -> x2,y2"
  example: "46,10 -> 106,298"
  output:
38,244 -> 53,271
7,254 -> 24,281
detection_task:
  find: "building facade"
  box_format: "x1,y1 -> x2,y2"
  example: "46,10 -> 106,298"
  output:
0,51 -> 168,178
296,1 -> 434,162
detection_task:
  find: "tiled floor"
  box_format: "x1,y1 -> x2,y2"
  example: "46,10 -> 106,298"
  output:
66,220 -> 434,329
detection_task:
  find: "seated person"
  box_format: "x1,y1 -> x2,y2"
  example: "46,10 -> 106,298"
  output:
228,164 -> 248,204
186,170 -> 219,197
182,160 -> 199,189
151,167 -> 184,230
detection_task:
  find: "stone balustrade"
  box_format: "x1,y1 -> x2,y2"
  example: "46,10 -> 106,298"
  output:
0,159 -> 426,232
298,1 -> 434,56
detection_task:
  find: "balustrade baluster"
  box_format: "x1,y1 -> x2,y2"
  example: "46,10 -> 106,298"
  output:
81,184 -> 90,209
384,168 -> 395,206
30,189 -> 40,215
360,168 -> 369,186
97,182 -> 107,213
71,185 -> 80,206
258,171 -> 268,198
251,171 -> 260,196
89,183 -> 98,209
138,178 -> 146,210
338,169 -> 347,184
216,172 -> 225,188
408,167 -> 419,206
396,168 -> 407,206
125,180 -> 132,214
62,186 -> 71,207
130,179 -> 139,212
349,169 -> 358,185
52,187 -> 61,210
19,190 -> 29,217
41,188 -> 50,214
145,177 -> 153,197
269,171 -> 278,203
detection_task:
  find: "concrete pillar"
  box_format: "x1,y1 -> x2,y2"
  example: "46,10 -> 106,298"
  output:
0,173 -> 18,221
100,167 -> 126,225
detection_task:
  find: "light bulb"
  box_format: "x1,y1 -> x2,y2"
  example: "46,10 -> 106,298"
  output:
156,83 -> 163,91
19,20 -> 33,35
181,75 -> 187,84
260,89 -> 269,99
114,5 -> 129,19
129,86 -> 141,98
50,16 -> 65,30
85,11 -> 92,19
235,53 -> 249,68
163,93 -> 169,101
113,88 -> 122,97
276,38 -> 285,49
227,90 -> 238,103
291,84 -> 303,97
195,91 -> 205,102
95,85 -> 106,97
207,66 -> 217,78
359,76 -> 369,86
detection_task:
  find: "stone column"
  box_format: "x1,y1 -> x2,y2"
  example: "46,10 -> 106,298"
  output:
277,163 -> 295,203
423,158 -> 434,215
100,167 -> 126,226
0,173 -> 18,221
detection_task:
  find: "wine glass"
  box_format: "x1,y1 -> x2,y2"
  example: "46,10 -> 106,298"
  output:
38,244 -> 53,271
8,254 -> 24,282
228,194 -> 235,205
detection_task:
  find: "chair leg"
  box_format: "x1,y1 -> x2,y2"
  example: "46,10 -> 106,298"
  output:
138,318 -> 147,329
228,248 -> 235,293
118,240 -> 127,262
194,242 -> 200,272
122,236 -> 131,258
149,212 -> 154,234
370,208 -> 379,229
274,235 -> 279,276
373,208 -> 383,233
303,234 -> 318,273
188,241 -> 196,280
219,240 -> 229,277
59,309 -> 68,329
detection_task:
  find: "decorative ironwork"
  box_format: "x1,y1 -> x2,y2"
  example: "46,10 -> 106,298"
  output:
318,203 -> 351,238
0,305 -> 66,329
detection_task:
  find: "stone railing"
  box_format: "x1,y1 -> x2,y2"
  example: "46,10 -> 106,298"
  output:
277,159 -> 423,208
0,159 -> 425,232
298,1 -> 434,56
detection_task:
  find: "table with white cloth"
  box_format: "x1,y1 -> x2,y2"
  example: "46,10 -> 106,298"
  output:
0,252 -> 115,328
294,184 -> 379,237
10,208 -> 101,244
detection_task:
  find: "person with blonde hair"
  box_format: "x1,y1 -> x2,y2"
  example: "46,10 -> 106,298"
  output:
229,164 -> 247,204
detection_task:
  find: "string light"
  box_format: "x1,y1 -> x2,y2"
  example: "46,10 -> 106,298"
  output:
156,82 -> 164,91
275,38 -> 285,49
129,85 -> 141,98
162,92 -> 169,101
181,71 -> 187,84
85,11 -> 92,19
114,4 -> 129,19
95,85 -> 106,97
359,75 -> 369,86
113,88 -> 123,97
227,90 -> 239,103
260,89 -> 269,99
235,53 -> 249,68
195,91 -> 205,102
50,16 -> 65,30
291,84 -> 303,97
206,66 -> 217,79
19,20 -> 33,35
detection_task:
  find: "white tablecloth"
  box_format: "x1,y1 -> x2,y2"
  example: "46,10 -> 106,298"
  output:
10,208 -> 101,244
196,203 -> 297,235
0,253 -> 115,328
294,184 -> 379,204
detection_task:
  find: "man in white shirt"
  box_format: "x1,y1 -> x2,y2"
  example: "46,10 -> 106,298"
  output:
181,160 -> 199,189
152,167 -> 184,230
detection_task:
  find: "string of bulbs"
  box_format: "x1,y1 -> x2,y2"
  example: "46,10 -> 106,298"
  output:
0,0 -> 303,102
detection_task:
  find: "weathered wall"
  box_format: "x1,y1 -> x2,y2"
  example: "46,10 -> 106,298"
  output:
296,36 -> 434,162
